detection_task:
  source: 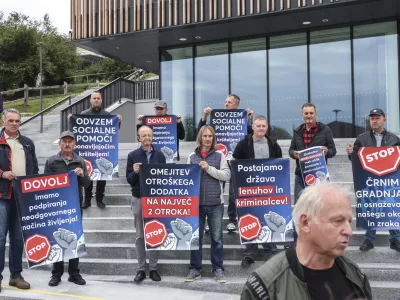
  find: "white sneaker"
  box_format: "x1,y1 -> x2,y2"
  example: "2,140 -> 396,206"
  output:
205,225 -> 210,233
226,223 -> 236,232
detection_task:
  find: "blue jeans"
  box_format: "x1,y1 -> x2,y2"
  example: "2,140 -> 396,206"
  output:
0,197 -> 24,281
190,204 -> 224,272
292,175 -> 305,242
365,229 -> 400,243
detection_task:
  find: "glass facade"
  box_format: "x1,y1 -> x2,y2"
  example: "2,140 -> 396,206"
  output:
161,21 -> 400,140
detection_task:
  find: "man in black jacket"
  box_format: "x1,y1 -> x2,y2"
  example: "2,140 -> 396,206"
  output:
70,91 -> 122,209
232,116 -> 283,267
346,108 -> 400,252
289,103 -> 336,203
126,126 -> 166,283
0,108 -> 37,291
45,131 -> 91,287
137,100 -> 185,161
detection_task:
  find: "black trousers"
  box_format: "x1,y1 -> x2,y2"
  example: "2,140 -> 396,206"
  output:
52,258 -> 80,277
227,178 -> 237,224
84,180 -> 106,201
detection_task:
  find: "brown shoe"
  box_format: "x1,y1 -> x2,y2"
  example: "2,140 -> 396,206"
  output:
9,277 -> 30,289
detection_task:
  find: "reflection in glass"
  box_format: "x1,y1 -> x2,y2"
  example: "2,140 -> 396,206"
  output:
195,43 -> 229,126
231,38 -> 267,120
354,22 -> 399,135
161,47 -> 195,141
310,27 -> 352,138
269,33 -> 308,139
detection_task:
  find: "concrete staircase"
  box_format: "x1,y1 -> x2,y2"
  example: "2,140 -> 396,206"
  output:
7,139 -> 400,299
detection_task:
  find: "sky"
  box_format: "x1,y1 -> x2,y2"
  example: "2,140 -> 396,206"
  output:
2,0 -> 70,34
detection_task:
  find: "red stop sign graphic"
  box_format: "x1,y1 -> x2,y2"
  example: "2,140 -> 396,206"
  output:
358,146 -> 400,176
84,159 -> 93,176
25,234 -> 51,263
238,214 -> 261,241
216,144 -> 228,156
144,220 -> 167,247
305,174 -> 316,186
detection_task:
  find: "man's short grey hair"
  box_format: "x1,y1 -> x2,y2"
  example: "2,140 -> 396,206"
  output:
292,183 -> 349,229
2,108 -> 21,120
254,115 -> 267,122
138,125 -> 153,136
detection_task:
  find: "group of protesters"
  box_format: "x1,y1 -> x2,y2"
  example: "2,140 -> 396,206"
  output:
0,90 -> 396,299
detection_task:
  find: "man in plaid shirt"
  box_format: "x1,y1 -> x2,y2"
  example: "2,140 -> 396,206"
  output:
289,103 -> 336,203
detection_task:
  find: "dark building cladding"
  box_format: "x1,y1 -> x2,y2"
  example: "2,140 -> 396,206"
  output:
72,0 -> 400,140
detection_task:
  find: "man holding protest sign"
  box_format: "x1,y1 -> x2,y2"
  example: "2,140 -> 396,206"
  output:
69,91 -> 122,209
198,94 -> 254,233
0,108 -> 38,291
137,100 -> 185,161
45,131 -> 90,286
232,116 -> 283,267
346,108 -> 400,252
126,126 -> 166,283
289,103 -> 336,202
241,184 -> 372,300
185,125 -> 230,283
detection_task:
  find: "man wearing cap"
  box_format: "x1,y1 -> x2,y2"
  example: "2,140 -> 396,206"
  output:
45,131 -> 91,286
0,108 -> 38,292
347,108 -> 400,252
69,91 -> 122,209
198,94 -> 254,233
137,100 -> 185,161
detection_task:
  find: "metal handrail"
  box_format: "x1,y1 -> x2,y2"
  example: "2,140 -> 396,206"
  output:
20,96 -> 72,126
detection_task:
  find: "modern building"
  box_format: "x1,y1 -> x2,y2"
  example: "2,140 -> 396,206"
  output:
70,0 -> 400,140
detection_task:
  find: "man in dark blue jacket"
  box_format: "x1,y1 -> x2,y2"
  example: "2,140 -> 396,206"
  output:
126,126 -> 166,283
0,108 -> 38,292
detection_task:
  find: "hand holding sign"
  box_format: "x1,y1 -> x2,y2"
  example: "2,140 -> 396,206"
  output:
264,212 -> 286,242
199,161 -> 209,171
133,163 -> 142,174
53,228 -> 78,259
346,144 -> 353,155
320,146 -> 328,156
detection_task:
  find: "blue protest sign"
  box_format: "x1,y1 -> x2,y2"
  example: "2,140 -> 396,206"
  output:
13,171 -> 86,268
143,115 -> 178,163
298,146 -> 330,186
210,109 -> 248,159
70,115 -> 119,180
139,164 -> 201,250
231,159 -> 293,244
352,146 -> 400,230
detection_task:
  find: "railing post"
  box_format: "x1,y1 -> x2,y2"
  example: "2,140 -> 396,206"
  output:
96,79 -> 100,87
24,84 -> 29,105
64,82 -> 68,95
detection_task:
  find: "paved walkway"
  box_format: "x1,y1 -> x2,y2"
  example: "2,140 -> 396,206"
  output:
0,270 -> 239,300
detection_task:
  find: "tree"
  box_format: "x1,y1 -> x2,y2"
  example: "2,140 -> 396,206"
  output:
84,58 -> 133,82
0,11 -> 81,90
271,125 -> 292,140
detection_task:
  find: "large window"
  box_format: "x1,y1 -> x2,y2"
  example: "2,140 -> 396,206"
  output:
353,22 -> 399,135
230,38 -> 267,119
310,27 -> 353,138
269,33 -> 308,139
195,43 -> 229,127
161,47 -> 195,140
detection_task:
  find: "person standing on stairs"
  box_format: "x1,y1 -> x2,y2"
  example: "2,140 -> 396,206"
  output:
126,126 -> 166,283
45,131 -> 91,287
185,125 -> 230,283
69,91 -> 122,209
0,108 -> 37,292
232,116 -> 283,268
346,108 -> 400,252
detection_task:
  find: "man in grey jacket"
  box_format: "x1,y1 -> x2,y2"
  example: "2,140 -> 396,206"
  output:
241,184 -> 372,300
346,108 -> 400,252
185,125 -> 230,283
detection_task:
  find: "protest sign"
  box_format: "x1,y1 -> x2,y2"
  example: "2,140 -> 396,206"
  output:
13,171 -> 86,268
70,115 -> 119,180
231,159 -> 293,244
140,164 -> 201,250
210,109 -> 248,159
298,146 -> 330,186
352,146 -> 400,230
143,115 -> 177,163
